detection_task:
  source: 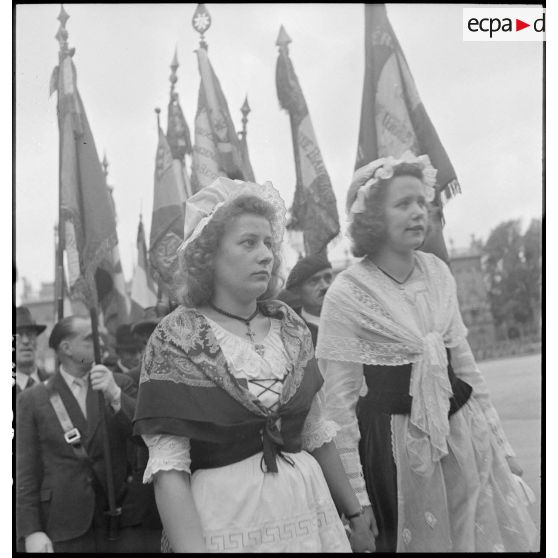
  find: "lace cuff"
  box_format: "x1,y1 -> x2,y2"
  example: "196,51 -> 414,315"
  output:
301,387 -> 342,451
302,418 -> 341,452
142,434 -> 192,483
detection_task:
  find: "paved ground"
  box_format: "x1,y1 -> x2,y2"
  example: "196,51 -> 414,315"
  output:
479,353 -> 541,535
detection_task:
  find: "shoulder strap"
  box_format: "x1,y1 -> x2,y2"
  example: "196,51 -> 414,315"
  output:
46,379 -> 90,463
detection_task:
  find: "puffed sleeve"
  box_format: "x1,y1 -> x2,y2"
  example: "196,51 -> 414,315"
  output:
301,386 -> 341,452
142,434 -> 192,483
319,358 -> 371,507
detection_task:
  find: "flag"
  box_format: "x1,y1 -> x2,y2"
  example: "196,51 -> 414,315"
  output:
100,186 -> 131,334
276,26 -> 340,256
167,88 -> 193,200
52,47 -> 128,330
149,125 -> 184,296
130,216 -> 158,322
191,46 -> 254,192
356,4 -> 461,262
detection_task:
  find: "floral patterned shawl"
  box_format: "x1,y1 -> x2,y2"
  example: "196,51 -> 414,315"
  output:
133,300 -> 323,472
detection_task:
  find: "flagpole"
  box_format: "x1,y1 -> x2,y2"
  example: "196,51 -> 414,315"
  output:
89,305 -> 121,540
54,6 -> 120,539
75,87 -> 121,548
55,7 -> 69,323
153,107 -> 166,306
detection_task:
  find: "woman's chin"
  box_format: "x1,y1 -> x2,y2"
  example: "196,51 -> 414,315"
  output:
243,280 -> 270,300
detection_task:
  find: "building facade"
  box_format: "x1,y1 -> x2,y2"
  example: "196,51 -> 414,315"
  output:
449,247 -> 496,358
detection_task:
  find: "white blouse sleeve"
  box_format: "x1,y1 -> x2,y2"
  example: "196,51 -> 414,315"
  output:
450,339 -> 516,457
301,386 -> 341,452
319,358 -> 371,507
142,434 -> 192,483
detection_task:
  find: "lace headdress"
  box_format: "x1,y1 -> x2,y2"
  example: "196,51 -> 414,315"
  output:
178,177 -> 287,253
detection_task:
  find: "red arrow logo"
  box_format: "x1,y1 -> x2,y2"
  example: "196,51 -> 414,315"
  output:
516,19 -> 530,31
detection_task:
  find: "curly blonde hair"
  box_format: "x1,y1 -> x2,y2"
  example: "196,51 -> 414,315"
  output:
174,195 -> 284,307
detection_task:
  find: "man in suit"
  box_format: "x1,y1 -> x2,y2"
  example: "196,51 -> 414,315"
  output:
14,307 -> 50,395
105,312 -> 164,551
16,315 -> 149,553
280,255 -> 333,346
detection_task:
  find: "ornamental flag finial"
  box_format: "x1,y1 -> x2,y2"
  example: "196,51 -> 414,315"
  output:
170,47 -> 179,94
102,152 -> 109,177
55,5 -> 74,57
57,4 -> 70,28
192,4 -> 212,50
276,25 -> 292,49
241,95 -> 251,117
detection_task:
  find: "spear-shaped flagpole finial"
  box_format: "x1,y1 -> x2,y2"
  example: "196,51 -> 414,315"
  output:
102,152 -> 109,179
55,5 -> 73,55
155,107 -> 161,129
170,47 -> 179,96
192,4 -> 212,50
276,24 -> 292,52
240,95 -> 251,139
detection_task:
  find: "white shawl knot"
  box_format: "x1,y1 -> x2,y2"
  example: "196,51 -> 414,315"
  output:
408,332 -> 453,472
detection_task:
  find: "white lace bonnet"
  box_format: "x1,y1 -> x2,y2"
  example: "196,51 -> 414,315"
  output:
177,177 -> 287,254
346,151 -> 438,219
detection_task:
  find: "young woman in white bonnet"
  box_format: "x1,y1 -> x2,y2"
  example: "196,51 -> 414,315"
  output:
133,177 -> 377,552
316,152 -> 538,552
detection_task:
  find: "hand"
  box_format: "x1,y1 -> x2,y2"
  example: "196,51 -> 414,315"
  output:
25,531 -> 53,552
506,456 -> 524,477
90,364 -> 121,403
347,513 -> 376,553
363,505 -> 379,537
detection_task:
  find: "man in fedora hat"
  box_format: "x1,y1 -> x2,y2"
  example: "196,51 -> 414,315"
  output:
15,306 -> 49,395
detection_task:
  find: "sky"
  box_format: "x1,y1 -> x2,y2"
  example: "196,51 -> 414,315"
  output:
15,3 -> 543,292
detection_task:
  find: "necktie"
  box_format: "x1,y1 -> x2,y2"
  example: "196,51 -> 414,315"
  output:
72,377 -> 88,418
25,376 -> 36,389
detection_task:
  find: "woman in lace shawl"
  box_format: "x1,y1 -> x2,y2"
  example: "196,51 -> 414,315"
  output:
133,177 -> 376,553
316,153 -> 538,552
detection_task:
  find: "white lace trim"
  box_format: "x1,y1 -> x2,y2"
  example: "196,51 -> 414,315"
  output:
301,419 -> 341,452
142,434 -> 192,483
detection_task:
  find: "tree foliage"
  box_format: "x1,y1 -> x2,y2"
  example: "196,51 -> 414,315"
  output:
482,218 -> 541,337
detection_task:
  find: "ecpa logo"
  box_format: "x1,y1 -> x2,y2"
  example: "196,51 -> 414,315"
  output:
463,8 -> 545,42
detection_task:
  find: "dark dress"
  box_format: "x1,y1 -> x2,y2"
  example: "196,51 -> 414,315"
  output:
356,351 -> 472,552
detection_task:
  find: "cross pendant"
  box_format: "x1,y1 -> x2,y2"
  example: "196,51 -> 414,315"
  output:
245,325 -> 256,343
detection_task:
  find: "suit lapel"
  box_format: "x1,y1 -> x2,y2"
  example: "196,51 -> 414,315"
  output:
51,372 -> 88,437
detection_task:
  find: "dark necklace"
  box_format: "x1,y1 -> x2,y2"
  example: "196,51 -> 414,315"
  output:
376,263 -> 415,285
209,302 -> 260,344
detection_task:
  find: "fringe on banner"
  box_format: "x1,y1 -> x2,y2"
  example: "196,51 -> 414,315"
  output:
441,179 -> 461,204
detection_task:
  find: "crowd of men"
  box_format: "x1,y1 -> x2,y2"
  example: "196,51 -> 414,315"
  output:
14,254 -> 333,553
